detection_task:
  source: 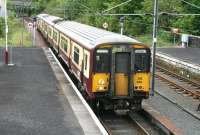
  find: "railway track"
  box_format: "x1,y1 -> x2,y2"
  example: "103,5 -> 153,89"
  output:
156,65 -> 200,100
99,111 -> 163,135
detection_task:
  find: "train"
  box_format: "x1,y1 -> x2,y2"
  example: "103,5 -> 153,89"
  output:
36,14 -> 151,111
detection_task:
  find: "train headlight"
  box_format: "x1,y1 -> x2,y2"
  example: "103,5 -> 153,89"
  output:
99,86 -> 104,90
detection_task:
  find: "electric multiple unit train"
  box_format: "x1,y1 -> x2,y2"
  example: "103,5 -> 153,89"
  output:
36,14 -> 151,110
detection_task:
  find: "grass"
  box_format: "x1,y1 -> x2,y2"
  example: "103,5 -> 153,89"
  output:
135,32 -> 181,48
9,27 -> 32,47
0,18 -> 32,47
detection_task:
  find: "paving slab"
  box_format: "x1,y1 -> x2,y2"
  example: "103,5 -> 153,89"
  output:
143,79 -> 200,135
0,48 -> 84,135
44,48 -> 104,135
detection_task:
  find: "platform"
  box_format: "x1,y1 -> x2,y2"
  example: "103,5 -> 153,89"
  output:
0,48 -> 103,135
156,48 -> 200,75
157,48 -> 200,65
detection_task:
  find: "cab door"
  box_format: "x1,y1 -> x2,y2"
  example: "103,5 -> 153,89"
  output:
115,52 -> 130,96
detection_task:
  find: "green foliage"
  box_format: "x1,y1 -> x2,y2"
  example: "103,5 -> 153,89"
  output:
141,0 -> 183,30
30,0 -> 145,35
180,0 -> 200,35
28,0 -> 200,35
173,16 -> 195,33
0,18 -> 4,37
33,0 -> 51,12
9,0 -> 200,47
0,15 -> 32,47
137,30 -> 179,48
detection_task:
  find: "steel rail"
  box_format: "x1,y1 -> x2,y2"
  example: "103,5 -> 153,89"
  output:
155,72 -> 200,100
156,65 -> 200,88
99,112 -> 150,135
128,113 -> 151,135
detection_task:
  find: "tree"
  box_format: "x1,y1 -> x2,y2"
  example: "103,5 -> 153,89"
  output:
27,0 -> 200,36
0,17 -> 4,37
141,0 -> 183,30
181,0 -> 200,35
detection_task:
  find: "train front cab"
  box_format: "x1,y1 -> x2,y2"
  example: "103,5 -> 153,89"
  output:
92,44 -> 151,110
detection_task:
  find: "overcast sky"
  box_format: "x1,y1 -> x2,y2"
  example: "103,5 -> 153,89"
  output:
0,0 -> 5,17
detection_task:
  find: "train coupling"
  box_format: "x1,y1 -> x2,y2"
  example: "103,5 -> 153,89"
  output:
114,100 -> 130,110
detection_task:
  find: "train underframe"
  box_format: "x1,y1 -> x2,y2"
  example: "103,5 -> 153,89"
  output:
85,91 -> 148,112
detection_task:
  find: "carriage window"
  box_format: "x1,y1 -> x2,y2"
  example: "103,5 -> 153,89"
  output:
84,54 -> 88,70
42,22 -> 44,29
53,31 -> 58,41
134,49 -> 150,72
39,21 -> 41,27
43,23 -> 47,31
47,27 -> 52,37
61,37 -> 68,52
73,46 -> 79,64
94,49 -> 110,72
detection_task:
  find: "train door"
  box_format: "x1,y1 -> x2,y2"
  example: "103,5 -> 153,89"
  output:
115,52 -> 130,96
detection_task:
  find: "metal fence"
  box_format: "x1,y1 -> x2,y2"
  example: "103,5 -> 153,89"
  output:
188,36 -> 200,48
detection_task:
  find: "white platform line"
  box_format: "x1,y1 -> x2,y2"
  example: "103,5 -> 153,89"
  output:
49,48 -> 108,135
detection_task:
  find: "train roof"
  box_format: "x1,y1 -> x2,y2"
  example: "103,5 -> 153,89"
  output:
37,14 -> 144,49
37,14 -> 62,26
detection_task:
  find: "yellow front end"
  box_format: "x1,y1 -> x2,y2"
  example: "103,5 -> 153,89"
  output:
92,46 -> 151,97
92,73 -> 110,92
115,73 -> 128,96
133,73 -> 150,92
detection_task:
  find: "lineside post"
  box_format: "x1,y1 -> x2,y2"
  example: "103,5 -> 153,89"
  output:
151,0 -> 158,96
197,104 -> 200,111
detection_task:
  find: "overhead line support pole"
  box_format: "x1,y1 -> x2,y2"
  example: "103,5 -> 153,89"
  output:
4,0 -> 8,64
151,0 -> 159,96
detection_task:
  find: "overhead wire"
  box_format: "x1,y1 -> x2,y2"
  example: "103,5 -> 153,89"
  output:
102,0 -> 132,13
179,0 -> 200,10
40,0 -> 200,35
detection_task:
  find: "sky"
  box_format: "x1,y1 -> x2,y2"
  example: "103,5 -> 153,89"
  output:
0,0 -> 5,17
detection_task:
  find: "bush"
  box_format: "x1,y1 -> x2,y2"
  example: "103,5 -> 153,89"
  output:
0,17 -> 4,37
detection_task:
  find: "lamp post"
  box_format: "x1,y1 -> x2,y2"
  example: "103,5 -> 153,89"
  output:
4,0 -> 8,64
0,6 -> 1,17
119,16 -> 125,35
32,17 -> 36,46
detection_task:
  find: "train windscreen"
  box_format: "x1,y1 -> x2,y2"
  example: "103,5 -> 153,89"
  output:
94,49 -> 110,72
134,49 -> 151,72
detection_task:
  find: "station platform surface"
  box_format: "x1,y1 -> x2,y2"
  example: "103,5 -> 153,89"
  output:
157,48 -> 200,65
0,48 -> 101,135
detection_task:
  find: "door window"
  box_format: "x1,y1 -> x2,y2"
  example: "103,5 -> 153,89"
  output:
115,53 -> 130,73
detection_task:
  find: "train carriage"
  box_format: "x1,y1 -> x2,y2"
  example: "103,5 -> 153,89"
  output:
36,14 -> 151,110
